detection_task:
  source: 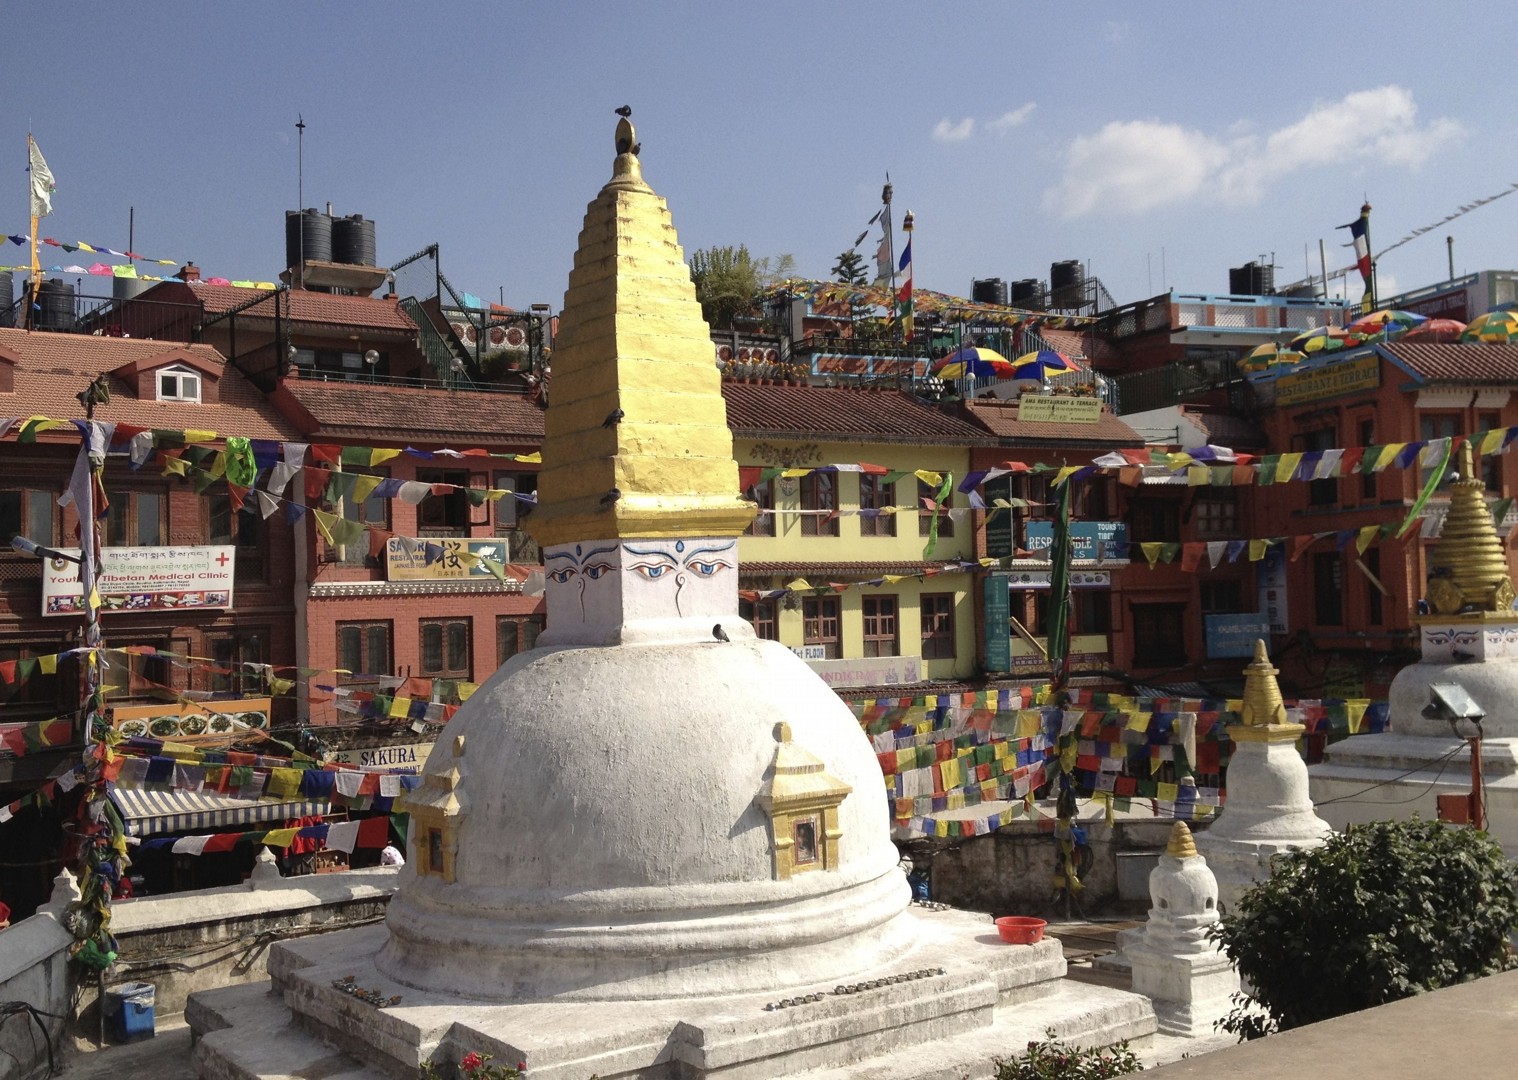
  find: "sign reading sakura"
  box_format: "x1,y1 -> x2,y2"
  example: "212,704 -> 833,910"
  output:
42,545 -> 235,617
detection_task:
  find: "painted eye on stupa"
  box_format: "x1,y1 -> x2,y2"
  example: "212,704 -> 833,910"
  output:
547,567 -> 578,584
582,562 -> 615,581
684,559 -> 731,578
627,562 -> 672,581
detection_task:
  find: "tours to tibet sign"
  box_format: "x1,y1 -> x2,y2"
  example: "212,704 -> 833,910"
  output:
1274,353 -> 1380,406
1016,396 -> 1102,424
43,545 -> 235,616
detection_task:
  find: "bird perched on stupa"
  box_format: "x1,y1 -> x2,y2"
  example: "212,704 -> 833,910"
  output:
614,107 -> 640,155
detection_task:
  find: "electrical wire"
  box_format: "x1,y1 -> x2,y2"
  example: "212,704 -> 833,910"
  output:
1312,742 -> 1465,806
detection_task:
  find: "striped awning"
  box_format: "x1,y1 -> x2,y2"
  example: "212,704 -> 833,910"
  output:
110,785 -> 330,838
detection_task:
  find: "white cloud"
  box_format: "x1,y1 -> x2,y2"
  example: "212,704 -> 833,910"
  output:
933,117 -> 975,143
987,104 -> 1036,134
1044,86 -> 1464,219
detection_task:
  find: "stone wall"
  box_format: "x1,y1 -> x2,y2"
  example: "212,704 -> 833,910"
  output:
0,907 -> 75,1080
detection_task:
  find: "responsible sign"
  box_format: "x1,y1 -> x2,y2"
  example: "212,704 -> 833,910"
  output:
112,697 -> 272,739
1204,612 -> 1271,659
1025,520 -> 1128,561
1017,396 -> 1102,424
386,537 -> 508,580
1274,353 -> 1380,406
43,545 -> 235,617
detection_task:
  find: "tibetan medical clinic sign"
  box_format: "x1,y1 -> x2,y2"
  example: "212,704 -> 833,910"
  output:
42,546 -> 234,617
1016,396 -> 1102,424
1274,353 -> 1380,407
385,537 -> 507,580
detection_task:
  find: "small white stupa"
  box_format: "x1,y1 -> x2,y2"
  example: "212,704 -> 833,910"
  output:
1127,822 -> 1239,1036
1311,442 -> 1518,854
186,114 -> 1157,1080
1194,640 -> 1332,912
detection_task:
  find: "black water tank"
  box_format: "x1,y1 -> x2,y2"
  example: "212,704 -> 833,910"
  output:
0,271 -> 12,327
1228,261 -> 1275,296
36,278 -> 74,330
332,214 -> 377,267
1050,260 -> 1084,307
971,278 -> 1008,306
285,208 -> 333,268
1010,278 -> 1044,306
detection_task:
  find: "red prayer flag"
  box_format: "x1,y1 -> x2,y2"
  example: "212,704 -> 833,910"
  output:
355,816 -> 390,848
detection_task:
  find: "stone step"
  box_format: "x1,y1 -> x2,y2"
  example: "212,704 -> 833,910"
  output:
191,983 -> 391,1080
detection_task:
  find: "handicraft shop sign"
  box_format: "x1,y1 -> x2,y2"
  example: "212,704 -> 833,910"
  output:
386,538 -> 507,580
1016,396 -> 1102,424
42,545 -> 235,616
806,654 -> 922,689
1274,353 -> 1380,406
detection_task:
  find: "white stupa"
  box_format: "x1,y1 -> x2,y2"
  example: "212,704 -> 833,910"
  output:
186,114 -> 1156,1080
1194,641 -> 1332,912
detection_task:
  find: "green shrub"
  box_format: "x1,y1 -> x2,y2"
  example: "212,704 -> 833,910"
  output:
1211,818 -> 1518,1036
994,1030 -> 1143,1079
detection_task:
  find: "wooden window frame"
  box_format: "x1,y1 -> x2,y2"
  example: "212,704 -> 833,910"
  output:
861,595 -> 899,657
420,617 -> 472,681
800,474 -> 839,537
858,475 -> 897,538
802,596 -> 841,658
920,593 -> 955,660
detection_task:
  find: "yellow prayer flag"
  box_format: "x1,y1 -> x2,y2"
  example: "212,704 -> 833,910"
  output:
370,448 -> 402,466
1345,700 -> 1368,734
1186,466 -> 1209,486
781,468 -> 811,478
516,452 -> 541,464
39,653 -> 57,675
1481,428 -> 1506,456
160,456 -> 190,477
261,828 -> 299,849
182,429 -> 217,444
388,695 -> 412,718
1276,452 -> 1304,484
1015,709 -> 1042,739
914,469 -> 943,487
784,577 -> 813,592
1165,452 -> 1194,470
457,682 -> 478,701
1157,781 -> 1179,802
1140,542 -> 1163,568
312,508 -> 338,545
352,475 -> 383,504
1377,443 -> 1405,471
1248,539 -> 1268,561
267,768 -> 303,799
1356,525 -> 1379,555
1125,710 -> 1149,733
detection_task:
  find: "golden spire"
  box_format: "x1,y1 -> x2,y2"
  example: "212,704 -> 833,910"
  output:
1425,441 -> 1516,615
1239,639 -> 1289,728
527,113 -> 756,550
1165,821 -> 1198,859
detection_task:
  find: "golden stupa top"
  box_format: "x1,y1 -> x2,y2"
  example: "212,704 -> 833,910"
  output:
1424,441 -> 1516,616
1232,639 -> 1301,741
527,113 -> 756,549
1165,821 -> 1198,859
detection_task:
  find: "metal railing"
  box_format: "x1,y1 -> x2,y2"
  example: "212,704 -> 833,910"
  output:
1,288 -> 203,341
400,297 -> 477,388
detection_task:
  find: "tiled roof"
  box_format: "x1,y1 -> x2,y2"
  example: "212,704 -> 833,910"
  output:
144,281 -> 417,333
963,399 -> 1144,447
721,384 -> 993,445
276,377 -> 545,445
739,561 -> 972,578
1035,328 -> 1118,365
0,329 -> 300,440
1384,343 -> 1518,383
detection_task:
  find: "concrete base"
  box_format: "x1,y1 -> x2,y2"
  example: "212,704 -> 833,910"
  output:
1128,946 -> 1239,1038
188,909 -> 1158,1080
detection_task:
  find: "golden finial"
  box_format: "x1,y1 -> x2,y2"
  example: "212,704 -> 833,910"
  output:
1240,639 -> 1288,727
1425,440 -> 1515,615
1165,821 -> 1198,859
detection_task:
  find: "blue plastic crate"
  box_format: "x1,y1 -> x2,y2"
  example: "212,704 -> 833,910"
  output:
104,981 -> 155,1042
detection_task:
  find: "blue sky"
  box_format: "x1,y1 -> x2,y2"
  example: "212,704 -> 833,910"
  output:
8,3 -> 1515,312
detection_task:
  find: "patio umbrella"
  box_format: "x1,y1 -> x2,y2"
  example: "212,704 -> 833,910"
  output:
1237,343 -> 1305,372
1461,310 -> 1518,343
1289,326 -> 1356,354
1345,309 -> 1426,339
932,345 -> 1014,379
1398,318 -> 1467,344
1009,349 -> 1081,380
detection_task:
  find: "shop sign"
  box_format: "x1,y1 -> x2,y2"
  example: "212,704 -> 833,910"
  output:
1205,612 -> 1271,659
983,577 -> 1011,672
1257,545 -> 1289,634
1003,569 -> 1111,589
112,697 -> 272,739
386,537 -> 508,580
1025,520 -> 1128,561
328,742 -> 434,769
806,655 -> 922,689
42,545 -> 235,617
984,476 -> 1015,558
1275,353 -> 1379,406
1017,396 -> 1102,424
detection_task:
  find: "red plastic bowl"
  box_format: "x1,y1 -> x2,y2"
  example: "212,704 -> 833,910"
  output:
995,916 -> 1047,944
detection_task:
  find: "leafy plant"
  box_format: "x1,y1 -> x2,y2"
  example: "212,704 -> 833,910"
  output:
1211,818 -> 1518,1037
994,1030 -> 1142,1079
420,1051 -> 524,1080
689,245 -> 760,330
831,249 -> 868,286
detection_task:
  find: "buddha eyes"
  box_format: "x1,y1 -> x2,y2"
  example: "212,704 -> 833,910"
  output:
583,562 -> 615,581
628,562 -> 671,581
547,567 -> 578,584
685,559 -> 730,578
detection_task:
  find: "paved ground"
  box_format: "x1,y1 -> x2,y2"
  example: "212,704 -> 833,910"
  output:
54,1020 -> 196,1080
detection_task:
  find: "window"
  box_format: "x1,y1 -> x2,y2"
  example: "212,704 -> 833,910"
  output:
492,471 -> 537,529
337,621 -> 391,681
421,618 -> 471,680
918,478 -> 954,538
862,596 -> 898,657
1130,604 -> 1186,666
740,597 -> 778,640
337,466 -> 389,566
0,488 -> 55,548
920,593 -> 955,659
1193,492 -> 1238,538
858,475 -> 896,537
0,642 -> 72,712
1199,580 -> 1244,614
1358,418 -> 1377,500
207,631 -> 266,696
800,474 -> 839,536
208,492 -> 265,582
1033,590 -> 1111,636
802,596 -> 841,658
1419,414 -> 1460,491
105,491 -> 166,547
1298,428 -> 1338,507
743,478 -> 775,537
1313,553 -> 1344,626
104,637 -> 180,702
156,365 -> 201,403
417,468 -> 473,536
1126,497 -> 1181,543
496,616 -> 543,666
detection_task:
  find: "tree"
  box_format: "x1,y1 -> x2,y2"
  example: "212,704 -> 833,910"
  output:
688,245 -> 760,330
754,253 -> 797,288
832,249 -> 867,285
1211,818 -> 1518,1038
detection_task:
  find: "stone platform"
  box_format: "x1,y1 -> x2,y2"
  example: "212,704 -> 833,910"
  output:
188,909 -> 1157,1080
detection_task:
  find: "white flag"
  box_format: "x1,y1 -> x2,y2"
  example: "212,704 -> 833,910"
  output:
29,138 -> 55,219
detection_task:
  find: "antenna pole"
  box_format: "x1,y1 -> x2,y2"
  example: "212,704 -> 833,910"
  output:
296,115 -> 306,289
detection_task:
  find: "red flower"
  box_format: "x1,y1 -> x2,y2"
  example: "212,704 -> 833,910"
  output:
459,1052 -> 484,1072
516,1064 -> 526,1072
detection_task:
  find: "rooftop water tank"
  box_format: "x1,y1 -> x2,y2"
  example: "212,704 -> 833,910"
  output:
1228,262 -> 1274,296
36,278 -> 74,331
332,214 -> 377,267
1050,260 -> 1084,308
1010,278 -> 1044,307
971,278 -> 1008,306
285,208 -> 333,269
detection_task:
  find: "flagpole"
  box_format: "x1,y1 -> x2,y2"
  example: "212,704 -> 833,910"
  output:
28,135 -> 40,331
1363,201 -> 1376,312
881,176 -> 895,317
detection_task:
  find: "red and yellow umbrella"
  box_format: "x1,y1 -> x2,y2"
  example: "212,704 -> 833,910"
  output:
1238,343 -> 1305,372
